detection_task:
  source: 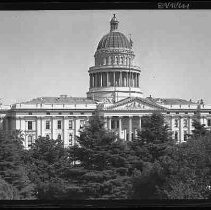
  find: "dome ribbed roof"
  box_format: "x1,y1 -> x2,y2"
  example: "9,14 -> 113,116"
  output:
97,31 -> 131,50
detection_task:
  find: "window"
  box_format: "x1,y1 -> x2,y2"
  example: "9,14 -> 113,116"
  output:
46,112 -> 50,115
46,134 -> 50,139
184,131 -> 188,141
57,120 -> 62,129
59,112 -> 62,115
28,121 -> 33,130
208,119 -> 211,126
176,112 -> 179,114
69,120 -> 73,129
185,112 -> 188,114
80,120 -> 85,128
175,119 -> 178,128
57,134 -> 61,140
28,135 -> 33,148
29,112 -> 32,115
81,112 -> 84,115
46,121 -> 50,130
111,120 -> 115,129
175,131 -> 178,140
183,119 -> 188,128
167,112 -> 170,114
209,112 -> 211,114
69,134 -> 73,146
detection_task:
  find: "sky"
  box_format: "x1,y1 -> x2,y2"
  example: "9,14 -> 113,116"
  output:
0,10 -> 211,105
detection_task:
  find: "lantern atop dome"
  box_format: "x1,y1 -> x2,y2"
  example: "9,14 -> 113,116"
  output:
110,14 -> 119,32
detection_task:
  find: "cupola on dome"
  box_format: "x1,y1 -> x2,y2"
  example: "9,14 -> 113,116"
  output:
97,14 -> 132,50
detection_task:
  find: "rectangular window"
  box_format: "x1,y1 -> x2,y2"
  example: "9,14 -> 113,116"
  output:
111,120 -> 115,129
80,120 -> 85,128
175,119 -> 178,128
175,131 -> 178,140
28,136 -> 33,148
69,120 -> 73,129
46,121 -> 50,130
57,134 -> 61,140
183,119 -> 188,128
184,131 -> 188,141
208,119 -> 211,126
69,134 -> 73,145
28,121 -> 33,130
57,120 -> 62,129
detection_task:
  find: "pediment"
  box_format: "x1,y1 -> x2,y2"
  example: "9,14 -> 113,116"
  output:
105,97 -> 166,111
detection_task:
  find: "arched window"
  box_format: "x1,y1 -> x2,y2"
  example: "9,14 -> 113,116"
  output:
115,56 -> 118,64
120,56 -> 124,65
125,57 -> 128,66
103,58 -> 106,65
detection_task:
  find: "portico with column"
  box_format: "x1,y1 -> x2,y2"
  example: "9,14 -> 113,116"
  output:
103,114 -> 143,141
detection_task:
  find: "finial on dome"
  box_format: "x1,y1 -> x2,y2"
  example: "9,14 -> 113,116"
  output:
110,14 -> 119,32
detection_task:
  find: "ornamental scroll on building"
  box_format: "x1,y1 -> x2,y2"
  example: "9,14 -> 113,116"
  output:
1,14 -> 211,149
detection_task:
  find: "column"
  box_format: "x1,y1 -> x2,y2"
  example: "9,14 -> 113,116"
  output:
188,117 -> 191,134
100,73 -> 103,87
63,116 -> 66,144
137,74 -> 140,87
95,74 -> 98,87
179,117 -> 182,142
35,117 -> 38,139
119,72 -> 122,87
128,116 -> 132,141
135,73 -> 137,87
107,116 -> 112,130
90,74 -> 92,88
113,72 -> 116,86
107,72 -> 109,87
126,72 -> 129,87
103,117 -> 107,129
74,117 -> 77,145
92,74 -> 95,88
139,116 -> 142,131
118,117 -> 122,139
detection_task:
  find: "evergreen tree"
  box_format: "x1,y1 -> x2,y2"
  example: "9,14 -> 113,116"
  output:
66,114 -> 134,199
132,112 -> 173,162
192,119 -> 208,138
0,176 -> 20,200
130,112 -> 173,199
0,131 -> 35,199
157,135 -> 211,199
24,136 -> 73,200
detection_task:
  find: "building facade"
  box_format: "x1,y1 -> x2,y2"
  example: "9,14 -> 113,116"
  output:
1,14 -> 211,149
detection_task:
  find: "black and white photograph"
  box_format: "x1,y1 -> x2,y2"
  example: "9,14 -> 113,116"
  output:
0,2 -> 211,207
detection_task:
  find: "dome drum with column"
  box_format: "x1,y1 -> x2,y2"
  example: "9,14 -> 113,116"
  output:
87,14 -> 143,101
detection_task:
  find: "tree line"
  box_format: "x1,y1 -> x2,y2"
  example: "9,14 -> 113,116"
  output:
0,112 -> 211,200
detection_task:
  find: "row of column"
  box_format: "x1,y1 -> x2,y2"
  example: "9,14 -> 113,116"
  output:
105,116 -> 193,142
90,71 -> 140,88
95,55 -> 132,66
106,116 -> 142,141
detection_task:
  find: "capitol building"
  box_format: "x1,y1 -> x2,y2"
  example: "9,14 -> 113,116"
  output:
1,14 -> 211,149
